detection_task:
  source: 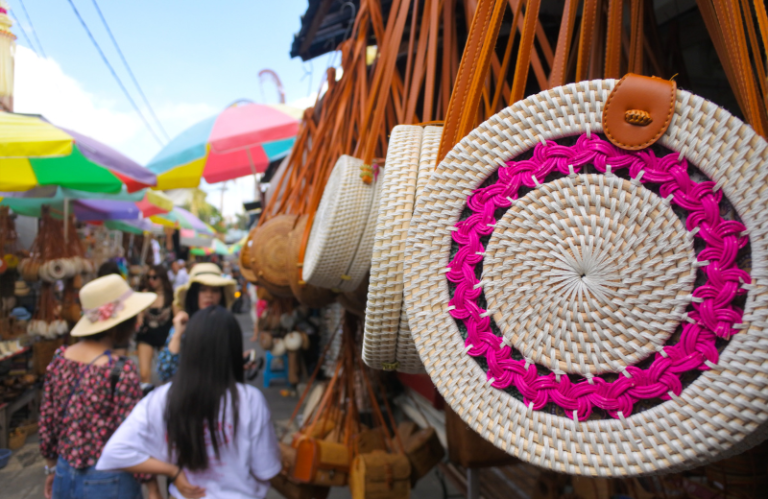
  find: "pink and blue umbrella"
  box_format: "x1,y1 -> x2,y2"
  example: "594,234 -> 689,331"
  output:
147,101 -> 302,189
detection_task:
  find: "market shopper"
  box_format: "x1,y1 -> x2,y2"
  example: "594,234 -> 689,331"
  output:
136,265 -> 174,388
157,262 -> 248,382
96,306 -> 281,499
39,274 -> 158,499
171,259 -> 189,290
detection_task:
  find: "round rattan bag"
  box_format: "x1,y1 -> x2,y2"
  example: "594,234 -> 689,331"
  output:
403,75 -> 768,476
303,155 -> 380,292
363,125 -> 442,374
248,218 -> 294,298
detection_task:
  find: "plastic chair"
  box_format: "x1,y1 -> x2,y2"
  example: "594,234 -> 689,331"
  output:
263,351 -> 289,388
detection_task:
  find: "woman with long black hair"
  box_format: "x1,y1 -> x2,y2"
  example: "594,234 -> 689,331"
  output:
96,306 -> 281,499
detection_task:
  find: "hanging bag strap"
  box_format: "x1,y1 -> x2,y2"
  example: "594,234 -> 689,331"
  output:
437,0 -> 505,163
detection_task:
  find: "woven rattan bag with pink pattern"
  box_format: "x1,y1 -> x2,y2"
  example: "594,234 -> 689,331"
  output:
403,75 -> 768,476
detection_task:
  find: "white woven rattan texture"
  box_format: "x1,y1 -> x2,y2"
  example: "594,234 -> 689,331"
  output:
303,155 -> 374,289
402,79 -> 768,476
484,174 -> 696,376
363,125 -> 423,370
340,167 -> 385,292
395,126 -> 443,373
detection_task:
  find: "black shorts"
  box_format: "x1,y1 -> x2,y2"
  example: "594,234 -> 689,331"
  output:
136,326 -> 171,348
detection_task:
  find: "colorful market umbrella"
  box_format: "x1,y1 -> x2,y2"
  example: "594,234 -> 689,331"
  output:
212,238 -> 230,255
147,101 -> 302,189
136,190 -> 173,217
0,113 -> 156,193
190,238 -> 230,256
105,218 -> 163,235
150,207 -> 214,235
190,246 -> 214,256
180,228 -> 214,248
1,187 -> 171,220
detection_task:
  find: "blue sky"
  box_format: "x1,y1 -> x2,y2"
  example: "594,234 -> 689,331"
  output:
8,0 -> 329,216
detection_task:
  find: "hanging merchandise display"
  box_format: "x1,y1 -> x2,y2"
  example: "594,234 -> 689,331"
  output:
362,125 -> 442,374
403,69 -> 768,476
301,155 -> 381,293
251,214 -> 299,298
273,312 -> 434,498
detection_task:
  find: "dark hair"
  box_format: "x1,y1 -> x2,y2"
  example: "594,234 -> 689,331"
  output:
144,264 -> 173,306
184,282 -> 227,315
164,306 -> 244,471
97,261 -> 122,278
87,315 -> 137,348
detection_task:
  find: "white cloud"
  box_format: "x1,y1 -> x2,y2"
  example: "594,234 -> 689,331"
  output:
13,46 -> 217,164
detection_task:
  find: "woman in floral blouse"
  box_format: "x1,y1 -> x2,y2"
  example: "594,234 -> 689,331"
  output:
39,274 -> 157,499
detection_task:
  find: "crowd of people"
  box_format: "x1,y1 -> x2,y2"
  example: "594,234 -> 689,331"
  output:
37,259 -> 280,499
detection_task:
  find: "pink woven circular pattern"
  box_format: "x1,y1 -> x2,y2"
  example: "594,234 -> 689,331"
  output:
446,133 -> 751,421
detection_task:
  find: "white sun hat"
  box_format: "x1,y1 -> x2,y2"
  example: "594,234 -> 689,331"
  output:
71,274 -> 156,337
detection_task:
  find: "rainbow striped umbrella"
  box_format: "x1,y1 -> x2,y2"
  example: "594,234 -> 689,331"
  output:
147,101 -> 302,189
0,113 -> 156,193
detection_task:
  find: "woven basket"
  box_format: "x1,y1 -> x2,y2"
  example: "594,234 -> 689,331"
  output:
403,78 -> 768,476
288,215 -> 337,308
252,214 -> 298,295
363,125 -> 441,373
303,155 -> 379,291
240,228 -> 258,283
249,217 -> 294,298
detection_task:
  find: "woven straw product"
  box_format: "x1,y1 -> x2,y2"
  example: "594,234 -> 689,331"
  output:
303,155 -> 377,291
287,215 -> 337,308
364,125 -> 439,373
363,125 -> 422,370
403,79 -> 768,476
249,215 -> 295,298
338,164 -> 384,293
394,126 -> 442,374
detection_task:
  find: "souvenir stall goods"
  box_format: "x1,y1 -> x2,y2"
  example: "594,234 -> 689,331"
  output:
250,214 -> 298,298
17,209 -> 92,283
403,72 -> 768,476
302,155 -> 381,293
27,283 -> 67,339
363,125 -> 442,374
287,216 -> 336,308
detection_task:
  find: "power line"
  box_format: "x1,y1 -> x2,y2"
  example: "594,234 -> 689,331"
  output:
89,0 -> 170,141
8,10 -> 38,57
17,0 -> 47,57
64,0 -> 165,147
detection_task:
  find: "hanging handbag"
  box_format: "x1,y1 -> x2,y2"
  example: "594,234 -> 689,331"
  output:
350,450 -> 412,499
293,437 -> 351,487
402,3 -> 768,472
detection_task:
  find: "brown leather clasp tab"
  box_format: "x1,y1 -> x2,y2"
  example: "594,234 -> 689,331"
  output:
602,74 -> 676,150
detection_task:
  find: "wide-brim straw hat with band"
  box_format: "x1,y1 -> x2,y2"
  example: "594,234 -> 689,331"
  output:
174,263 -> 237,311
363,125 -> 442,374
403,75 -> 768,476
302,154 -> 382,293
71,274 -> 156,337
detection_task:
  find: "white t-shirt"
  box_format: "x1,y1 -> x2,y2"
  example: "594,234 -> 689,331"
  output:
151,239 -> 162,265
97,383 -> 281,499
173,268 -> 189,290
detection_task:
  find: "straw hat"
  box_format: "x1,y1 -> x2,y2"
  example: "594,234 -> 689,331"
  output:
173,263 -> 237,311
71,274 -> 156,337
14,281 -> 30,297
403,77 -> 768,476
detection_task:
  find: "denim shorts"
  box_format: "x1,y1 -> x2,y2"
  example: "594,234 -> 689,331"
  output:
52,457 -> 142,499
